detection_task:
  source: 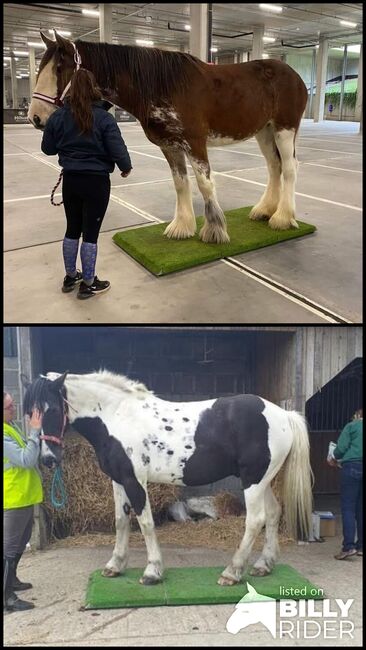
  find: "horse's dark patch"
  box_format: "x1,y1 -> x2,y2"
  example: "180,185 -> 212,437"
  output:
165,426 -> 173,431
182,395 -> 270,489
151,440 -> 158,445
142,453 -> 150,466
167,450 -> 174,455
185,445 -> 192,449
183,417 -> 189,422
143,438 -> 149,448
175,409 -> 180,411
162,418 -> 168,422
72,416 -> 146,515
98,402 -> 102,411
123,503 -> 131,515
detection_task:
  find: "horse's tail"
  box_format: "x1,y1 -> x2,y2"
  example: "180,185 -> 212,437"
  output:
282,411 -> 313,540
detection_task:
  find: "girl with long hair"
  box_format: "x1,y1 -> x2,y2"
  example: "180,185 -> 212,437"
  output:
41,69 -> 132,299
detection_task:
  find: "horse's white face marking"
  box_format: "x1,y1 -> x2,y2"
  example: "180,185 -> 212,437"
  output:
28,59 -> 58,127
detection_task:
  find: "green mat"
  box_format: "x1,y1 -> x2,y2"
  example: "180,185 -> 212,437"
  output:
85,564 -> 324,609
112,207 -> 316,276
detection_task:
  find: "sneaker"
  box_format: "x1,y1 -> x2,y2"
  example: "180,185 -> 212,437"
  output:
77,276 -> 111,300
62,270 -> 83,293
334,549 -> 357,560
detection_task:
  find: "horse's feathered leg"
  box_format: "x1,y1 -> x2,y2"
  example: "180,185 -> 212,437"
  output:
161,147 -> 197,239
250,484 -> 281,577
250,123 -> 282,222
103,483 -> 130,577
218,484 -> 266,586
187,144 -> 230,244
135,482 -> 164,585
269,128 -> 299,230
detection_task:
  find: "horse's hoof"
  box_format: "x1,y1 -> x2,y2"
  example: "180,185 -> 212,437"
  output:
217,575 -> 240,586
102,568 -> 121,577
199,227 -> 230,244
249,567 -> 271,577
139,575 -> 162,586
164,221 -> 196,240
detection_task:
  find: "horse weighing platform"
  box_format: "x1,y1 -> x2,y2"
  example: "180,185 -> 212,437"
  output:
3,535 -> 362,647
4,120 -> 361,324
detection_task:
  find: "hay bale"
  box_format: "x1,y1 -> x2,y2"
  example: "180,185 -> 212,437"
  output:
214,491 -> 243,517
40,433 -> 181,539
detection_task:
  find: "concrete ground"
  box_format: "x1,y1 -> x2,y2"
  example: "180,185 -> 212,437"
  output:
4,119 -> 362,324
3,532 -> 362,647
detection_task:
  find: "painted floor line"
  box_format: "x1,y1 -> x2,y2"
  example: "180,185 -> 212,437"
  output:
221,258 -> 353,324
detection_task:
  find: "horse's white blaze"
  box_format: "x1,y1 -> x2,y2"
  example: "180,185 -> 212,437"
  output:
27,59 -> 58,125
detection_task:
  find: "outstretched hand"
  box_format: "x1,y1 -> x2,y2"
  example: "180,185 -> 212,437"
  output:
28,408 -> 43,430
121,170 -> 132,178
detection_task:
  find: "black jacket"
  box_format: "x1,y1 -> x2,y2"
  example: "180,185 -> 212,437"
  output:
41,100 -> 132,175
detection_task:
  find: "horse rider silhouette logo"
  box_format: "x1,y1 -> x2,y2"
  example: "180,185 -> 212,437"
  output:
226,583 -> 277,637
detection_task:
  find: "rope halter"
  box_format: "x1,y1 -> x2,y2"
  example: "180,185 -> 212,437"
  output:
32,42 -> 82,108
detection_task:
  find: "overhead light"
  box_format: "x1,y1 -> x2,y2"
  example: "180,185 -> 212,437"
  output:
27,42 -> 46,48
136,39 -> 154,46
262,53 -> 269,58
82,9 -> 99,17
48,30 -> 72,37
211,47 -> 218,52
4,56 -> 19,61
339,20 -> 357,28
263,36 -> 276,42
184,25 -> 191,31
259,4 -> 283,13
13,51 -> 29,56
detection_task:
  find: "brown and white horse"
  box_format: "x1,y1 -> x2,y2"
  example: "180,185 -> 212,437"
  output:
28,31 -> 308,244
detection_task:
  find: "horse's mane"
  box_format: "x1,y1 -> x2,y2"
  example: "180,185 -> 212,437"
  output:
75,40 -> 206,122
70,370 -> 152,397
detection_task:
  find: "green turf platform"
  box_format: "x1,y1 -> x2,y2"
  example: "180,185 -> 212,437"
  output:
112,207 -> 316,276
85,564 -> 324,609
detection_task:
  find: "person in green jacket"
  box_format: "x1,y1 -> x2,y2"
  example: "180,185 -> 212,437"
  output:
328,408 -> 363,560
3,391 -> 43,613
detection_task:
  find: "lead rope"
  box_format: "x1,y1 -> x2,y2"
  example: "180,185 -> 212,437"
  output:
50,466 -> 67,508
50,169 -> 64,206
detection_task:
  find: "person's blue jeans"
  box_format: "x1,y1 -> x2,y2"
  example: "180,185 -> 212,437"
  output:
340,461 -> 363,552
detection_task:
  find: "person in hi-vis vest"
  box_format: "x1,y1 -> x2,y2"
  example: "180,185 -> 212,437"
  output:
4,392 -> 43,613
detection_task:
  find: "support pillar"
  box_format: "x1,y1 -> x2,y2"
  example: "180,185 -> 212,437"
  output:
99,4 -> 115,117
189,3 -> 209,61
313,36 -> 328,123
355,43 -> 362,132
10,56 -> 18,109
252,26 -> 264,60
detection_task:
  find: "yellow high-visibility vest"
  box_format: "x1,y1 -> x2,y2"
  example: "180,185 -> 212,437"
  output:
3,422 -> 43,509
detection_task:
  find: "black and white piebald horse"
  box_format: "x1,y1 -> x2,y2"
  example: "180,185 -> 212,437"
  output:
23,371 -> 313,586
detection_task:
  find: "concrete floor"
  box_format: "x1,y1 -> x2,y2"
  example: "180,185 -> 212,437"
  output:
4,119 -> 362,324
3,534 -> 362,646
